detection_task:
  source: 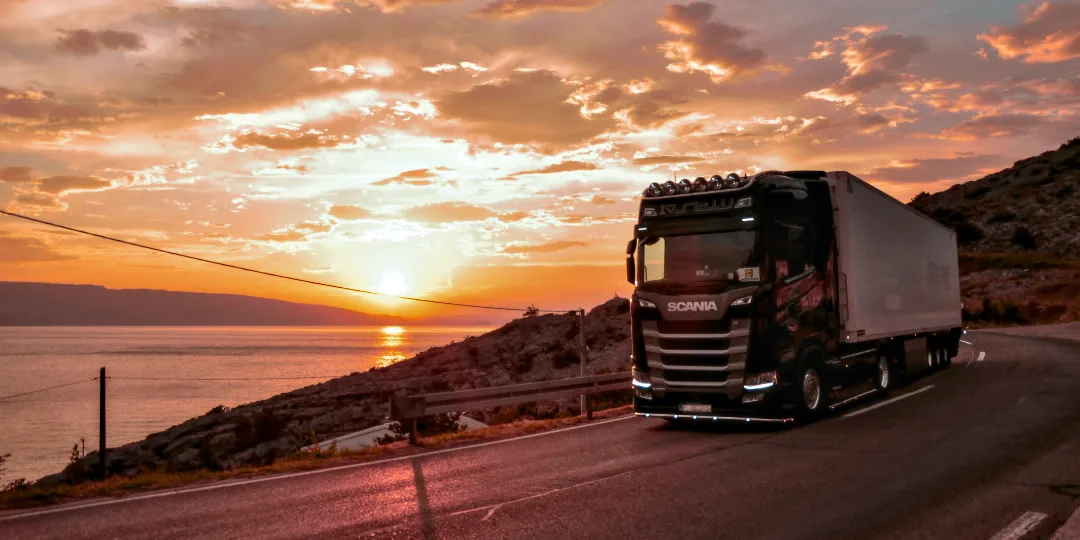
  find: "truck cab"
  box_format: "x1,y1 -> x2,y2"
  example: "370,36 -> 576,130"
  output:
627,171 -> 962,422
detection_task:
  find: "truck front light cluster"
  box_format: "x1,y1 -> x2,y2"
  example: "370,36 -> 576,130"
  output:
632,369 -> 652,389
638,298 -> 656,308
731,295 -> 752,306
743,371 -> 777,391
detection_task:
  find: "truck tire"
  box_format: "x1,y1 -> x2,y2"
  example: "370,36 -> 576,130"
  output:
795,350 -> 829,420
940,344 -> 952,368
873,353 -> 893,395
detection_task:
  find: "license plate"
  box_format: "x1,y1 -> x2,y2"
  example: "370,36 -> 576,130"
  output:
679,403 -> 712,414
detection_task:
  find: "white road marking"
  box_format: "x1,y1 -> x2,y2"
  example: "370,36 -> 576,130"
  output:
960,340 -> 974,345
450,469 -> 637,521
978,351 -> 986,362
0,415 -> 635,523
842,385 -> 934,418
989,511 -> 1048,540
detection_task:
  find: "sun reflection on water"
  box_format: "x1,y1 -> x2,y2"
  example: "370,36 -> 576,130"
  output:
376,326 -> 408,368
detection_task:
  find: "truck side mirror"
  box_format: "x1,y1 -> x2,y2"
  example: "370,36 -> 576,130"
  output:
625,239 -> 636,255
626,255 -> 635,285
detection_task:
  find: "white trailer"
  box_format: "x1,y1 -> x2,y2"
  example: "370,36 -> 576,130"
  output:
829,172 -> 962,343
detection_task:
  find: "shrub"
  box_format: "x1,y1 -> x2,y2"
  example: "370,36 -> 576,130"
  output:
1012,226 -> 1037,250
1056,185 -> 1074,198
964,186 -> 992,199
987,211 -> 1016,224
909,191 -> 932,204
551,347 -> 580,369
955,222 -> 984,245
524,305 -> 539,317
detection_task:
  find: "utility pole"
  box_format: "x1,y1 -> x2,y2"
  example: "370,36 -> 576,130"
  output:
99,367 -> 106,480
578,309 -> 591,419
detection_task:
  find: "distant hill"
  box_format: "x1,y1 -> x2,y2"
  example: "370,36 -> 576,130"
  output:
0,282 -> 419,326
909,137 -> 1080,257
907,137 -> 1080,327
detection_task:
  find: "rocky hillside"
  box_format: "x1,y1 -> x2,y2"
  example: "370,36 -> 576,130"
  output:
909,137 -> 1080,257
53,298 -> 631,482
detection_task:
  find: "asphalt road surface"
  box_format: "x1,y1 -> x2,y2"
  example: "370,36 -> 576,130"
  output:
4,330 -> 1080,540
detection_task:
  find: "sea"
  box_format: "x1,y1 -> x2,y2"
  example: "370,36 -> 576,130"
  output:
0,326 -> 489,482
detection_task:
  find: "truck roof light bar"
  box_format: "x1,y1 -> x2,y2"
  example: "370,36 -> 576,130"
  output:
642,172 -> 760,198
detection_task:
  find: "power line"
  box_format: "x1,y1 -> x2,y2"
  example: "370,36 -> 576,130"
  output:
0,210 -> 573,314
0,378 -> 98,401
112,376 -> 346,381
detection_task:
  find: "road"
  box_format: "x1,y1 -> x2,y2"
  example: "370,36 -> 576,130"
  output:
3,330 -> 1080,540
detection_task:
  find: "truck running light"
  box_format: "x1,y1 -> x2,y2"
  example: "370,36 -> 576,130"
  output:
709,175 -> 723,190
677,178 -> 692,193
743,371 -> 777,391
662,180 -> 677,195
632,369 -> 652,389
643,182 -> 662,198
693,177 -> 708,192
724,173 -> 740,189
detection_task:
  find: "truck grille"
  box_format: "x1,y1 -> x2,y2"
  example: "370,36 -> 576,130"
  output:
641,317 -> 749,398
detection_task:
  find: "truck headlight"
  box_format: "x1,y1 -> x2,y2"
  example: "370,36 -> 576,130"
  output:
743,371 -> 777,391
731,295 -> 752,306
638,298 -> 656,308
632,369 -> 652,389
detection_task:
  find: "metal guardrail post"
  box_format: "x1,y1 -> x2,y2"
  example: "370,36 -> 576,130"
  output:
577,309 -> 590,419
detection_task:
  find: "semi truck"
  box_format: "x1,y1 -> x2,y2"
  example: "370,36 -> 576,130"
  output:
626,171 -> 962,422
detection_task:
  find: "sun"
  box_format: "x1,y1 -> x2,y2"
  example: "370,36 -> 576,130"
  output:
379,271 -> 407,296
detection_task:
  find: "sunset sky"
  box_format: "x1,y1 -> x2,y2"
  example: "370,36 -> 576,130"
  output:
2,0 -> 1079,321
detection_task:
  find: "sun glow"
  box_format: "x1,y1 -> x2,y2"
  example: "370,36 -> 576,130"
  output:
379,271 -> 407,296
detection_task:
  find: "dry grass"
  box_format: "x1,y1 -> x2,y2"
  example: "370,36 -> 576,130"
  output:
0,406 -> 633,510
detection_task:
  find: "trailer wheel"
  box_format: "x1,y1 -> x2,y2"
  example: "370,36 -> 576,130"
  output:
940,344 -> 952,369
873,354 -> 893,394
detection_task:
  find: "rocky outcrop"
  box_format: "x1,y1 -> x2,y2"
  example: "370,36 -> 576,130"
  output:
52,298 -> 631,483
909,137 -> 1080,257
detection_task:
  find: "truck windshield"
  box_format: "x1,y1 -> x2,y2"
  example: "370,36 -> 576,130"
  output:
641,231 -> 758,285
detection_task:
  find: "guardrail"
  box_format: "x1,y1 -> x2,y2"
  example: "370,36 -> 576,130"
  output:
389,372 -> 631,444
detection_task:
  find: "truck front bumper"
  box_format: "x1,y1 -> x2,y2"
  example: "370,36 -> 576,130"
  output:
634,391 -> 796,424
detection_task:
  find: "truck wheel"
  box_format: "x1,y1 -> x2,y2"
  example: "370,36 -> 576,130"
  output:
873,355 -> 893,394
796,363 -> 828,419
940,345 -> 952,369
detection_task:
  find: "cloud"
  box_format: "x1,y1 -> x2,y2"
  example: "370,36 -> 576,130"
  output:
631,154 -> 706,166
978,1 -> 1080,63
474,0 -> 605,20
328,205 -> 373,221
868,154 -> 1002,183
255,221 -> 333,244
54,29 -> 146,56
503,160 -> 601,179
37,175 -> 112,195
939,113 -> 1046,140
501,240 -> 587,254
0,166 -> 33,183
656,2 -> 768,83
0,237 -> 75,262
401,201 -> 498,223
805,26 -> 929,104
372,168 -> 439,186
590,195 -> 616,205
12,190 -> 64,210
436,69 -> 614,150
231,131 -> 350,151
0,86 -> 108,133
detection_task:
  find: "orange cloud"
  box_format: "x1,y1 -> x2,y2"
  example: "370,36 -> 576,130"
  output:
372,168 -> 439,186
0,236 -> 75,263
54,29 -> 146,56
327,205 -> 373,221
978,1 -> 1080,63
474,0 -> 604,19
0,166 -> 33,183
231,131 -> 350,151
37,175 -> 112,195
401,201 -> 497,223
936,113 -> 1046,141
868,154 -> 1001,183
437,69 -> 614,149
805,26 -> 929,104
503,160 -> 601,179
656,2 -> 767,83
501,240 -> 587,254
631,154 -> 706,166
